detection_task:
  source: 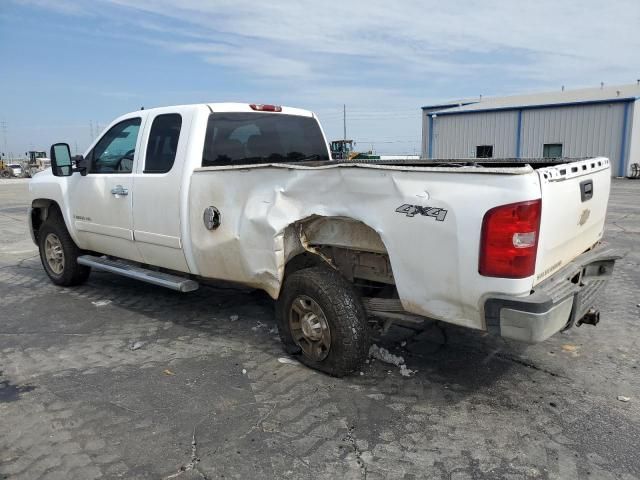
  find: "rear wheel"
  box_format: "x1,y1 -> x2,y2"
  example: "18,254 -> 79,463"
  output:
38,215 -> 90,286
276,266 -> 370,377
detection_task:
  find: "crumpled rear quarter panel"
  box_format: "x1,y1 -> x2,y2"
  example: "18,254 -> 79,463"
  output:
188,164 -> 540,330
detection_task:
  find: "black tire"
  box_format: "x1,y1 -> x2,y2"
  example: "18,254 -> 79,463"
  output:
38,214 -> 91,286
276,266 -> 370,377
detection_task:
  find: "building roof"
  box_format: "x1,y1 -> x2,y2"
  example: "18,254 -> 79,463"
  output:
425,83 -> 640,115
420,99 -> 477,111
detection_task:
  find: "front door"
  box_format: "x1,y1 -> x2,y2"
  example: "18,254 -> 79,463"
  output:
70,115 -> 145,262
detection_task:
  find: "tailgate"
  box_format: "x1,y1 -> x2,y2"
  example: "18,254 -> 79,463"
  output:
533,157 -> 611,286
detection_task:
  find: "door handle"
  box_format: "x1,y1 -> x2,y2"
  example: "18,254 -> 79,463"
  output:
580,180 -> 593,202
111,185 -> 129,196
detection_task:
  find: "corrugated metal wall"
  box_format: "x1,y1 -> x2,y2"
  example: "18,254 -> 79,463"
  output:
431,111 -> 519,158
422,102 -> 631,175
421,107 -> 449,158
520,103 -> 625,173
628,101 -> 640,175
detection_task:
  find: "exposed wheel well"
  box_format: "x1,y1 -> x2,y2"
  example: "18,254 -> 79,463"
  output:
282,216 -> 418,335
283,216 -> 396,289
31,199 -> 62,243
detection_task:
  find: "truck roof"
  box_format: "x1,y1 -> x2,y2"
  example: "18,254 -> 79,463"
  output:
132,102 -> 315,118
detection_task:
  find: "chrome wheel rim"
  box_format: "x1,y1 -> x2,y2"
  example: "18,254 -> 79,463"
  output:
44,233 -> 64,275
289,295 -> 331,361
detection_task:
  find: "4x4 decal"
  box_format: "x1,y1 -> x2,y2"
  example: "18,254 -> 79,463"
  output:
395,204 -> 448,222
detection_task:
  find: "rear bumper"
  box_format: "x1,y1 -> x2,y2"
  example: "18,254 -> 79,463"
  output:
484,245 -> 623,343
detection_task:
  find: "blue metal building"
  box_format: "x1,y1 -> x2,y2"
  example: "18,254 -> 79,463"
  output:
421,83 -> 640,177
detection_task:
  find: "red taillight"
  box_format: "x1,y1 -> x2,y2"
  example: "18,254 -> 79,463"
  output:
479,199 -> 541,278
249,103 -> 282,112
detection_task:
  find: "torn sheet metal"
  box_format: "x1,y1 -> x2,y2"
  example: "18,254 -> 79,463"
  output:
188,163 -> 542,331
296,221 -> 337,270
299,216 -> 387,254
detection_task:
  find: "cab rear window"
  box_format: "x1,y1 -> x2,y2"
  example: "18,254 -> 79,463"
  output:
202,113 -> 329,167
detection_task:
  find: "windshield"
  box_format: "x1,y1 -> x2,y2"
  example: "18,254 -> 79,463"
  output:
202,112 -> 329,167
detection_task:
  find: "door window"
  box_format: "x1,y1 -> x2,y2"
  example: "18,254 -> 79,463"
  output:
144,114 -> 182,173
89,118 -> 141,173
476,145 -> 493,158
543,143 -> 563,158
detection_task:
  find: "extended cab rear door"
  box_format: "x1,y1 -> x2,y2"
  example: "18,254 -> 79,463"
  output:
131,106 -> 193,273
533,158 -> 611,285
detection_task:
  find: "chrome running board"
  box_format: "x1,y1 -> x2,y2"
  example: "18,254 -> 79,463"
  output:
77,255 -> 199,292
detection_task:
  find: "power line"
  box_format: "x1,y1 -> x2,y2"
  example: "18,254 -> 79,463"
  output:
319,106 -> 421,113
356,140 -> 418,144
319,113 -> 420,120
318,109 -> 421,117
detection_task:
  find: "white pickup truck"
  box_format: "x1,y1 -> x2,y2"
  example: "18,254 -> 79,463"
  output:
29,102 -> 621,376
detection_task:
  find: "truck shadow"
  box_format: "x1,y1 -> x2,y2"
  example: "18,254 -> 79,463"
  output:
79,269 -> 545,401
9,261 -> 556,405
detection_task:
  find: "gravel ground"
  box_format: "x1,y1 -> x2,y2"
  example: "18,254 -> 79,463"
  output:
0,177 -> 639,480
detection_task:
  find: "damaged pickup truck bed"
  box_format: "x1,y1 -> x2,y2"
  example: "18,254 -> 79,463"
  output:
29,102 -> 621,376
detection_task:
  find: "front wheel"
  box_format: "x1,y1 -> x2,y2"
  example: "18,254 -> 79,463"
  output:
276,266 -> 370,377
38,216 -> 91,286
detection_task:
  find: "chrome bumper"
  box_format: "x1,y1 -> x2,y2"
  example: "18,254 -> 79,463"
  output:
484,245 -> 623,343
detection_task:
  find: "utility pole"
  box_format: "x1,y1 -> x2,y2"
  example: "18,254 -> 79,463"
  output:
0,121 -> 7,157
343,104 -> 346,143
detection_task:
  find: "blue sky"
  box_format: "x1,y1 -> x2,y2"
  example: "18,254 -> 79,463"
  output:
1,0 -> 639,157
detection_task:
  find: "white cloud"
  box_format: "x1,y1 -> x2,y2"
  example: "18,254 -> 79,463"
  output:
9,0 -> 640,154
97,0 -> 639,84
21,0 -> 640,88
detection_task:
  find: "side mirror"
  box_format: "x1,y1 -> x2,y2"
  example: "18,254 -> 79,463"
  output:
50,143 -> 73,177
73,155 -> 88,176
